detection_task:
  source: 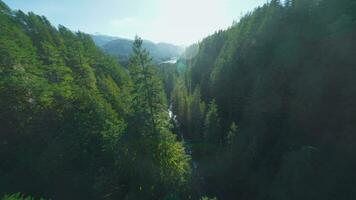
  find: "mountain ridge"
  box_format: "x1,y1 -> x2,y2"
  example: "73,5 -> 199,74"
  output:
91,34 -> 184,65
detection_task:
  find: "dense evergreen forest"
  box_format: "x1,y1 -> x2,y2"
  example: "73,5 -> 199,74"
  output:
1,0 -> 356,199
0,1 -> 190,199
169,0 -> 356,199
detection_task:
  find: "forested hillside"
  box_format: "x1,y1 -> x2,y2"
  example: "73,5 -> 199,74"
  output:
91,34 -> 121,47
170,0 -> 356,199
1,0 -> 356,199
0,1 -> 190,199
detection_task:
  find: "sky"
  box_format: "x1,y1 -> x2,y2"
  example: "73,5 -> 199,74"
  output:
3,0 -> 267,45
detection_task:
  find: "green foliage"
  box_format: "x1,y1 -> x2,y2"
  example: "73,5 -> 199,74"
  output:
1,193 -> 46,200
158,62 -> 178,101
187,87 -> 206,139
227,122 -> 238,146
200,197 -> 217,200
107,36 -> 191,199
270,146 -> 321,200
128,36 -> 166,134
169,0 -> 356,199
204,100 -> 221,145
1,0 -> 356,199
0,3 -> 189,200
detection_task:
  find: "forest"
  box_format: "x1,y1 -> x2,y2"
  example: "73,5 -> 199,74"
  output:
0,0 -> 356,199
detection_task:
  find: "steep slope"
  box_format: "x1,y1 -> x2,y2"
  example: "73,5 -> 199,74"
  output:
0,1 -> 190,200
171,0 -> 356,199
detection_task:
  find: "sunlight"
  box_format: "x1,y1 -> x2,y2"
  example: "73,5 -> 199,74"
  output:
1,0 -> 355,199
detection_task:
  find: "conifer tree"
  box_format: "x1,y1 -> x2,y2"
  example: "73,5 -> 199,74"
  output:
128,36 -> 166,136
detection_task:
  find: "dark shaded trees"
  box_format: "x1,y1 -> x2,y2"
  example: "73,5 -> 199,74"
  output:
169,0 -> 356,199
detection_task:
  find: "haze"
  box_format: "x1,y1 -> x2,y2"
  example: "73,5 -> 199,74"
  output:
3,0 -> 266,45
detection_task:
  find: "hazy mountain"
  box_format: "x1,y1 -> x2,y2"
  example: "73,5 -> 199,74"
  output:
91,34 -> 184,65
91,34 -> 121,46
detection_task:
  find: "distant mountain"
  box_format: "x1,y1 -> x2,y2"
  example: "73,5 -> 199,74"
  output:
91,34 -> 184,66
91,34 -> 121,46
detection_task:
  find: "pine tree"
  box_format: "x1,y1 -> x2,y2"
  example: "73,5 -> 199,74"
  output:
203,99 -> 221,154
128,36 -> 166,136
188,86 -> 206,139
124,36 -> 191,199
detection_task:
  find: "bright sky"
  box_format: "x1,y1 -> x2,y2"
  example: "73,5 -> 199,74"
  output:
3,0 -> 266,45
